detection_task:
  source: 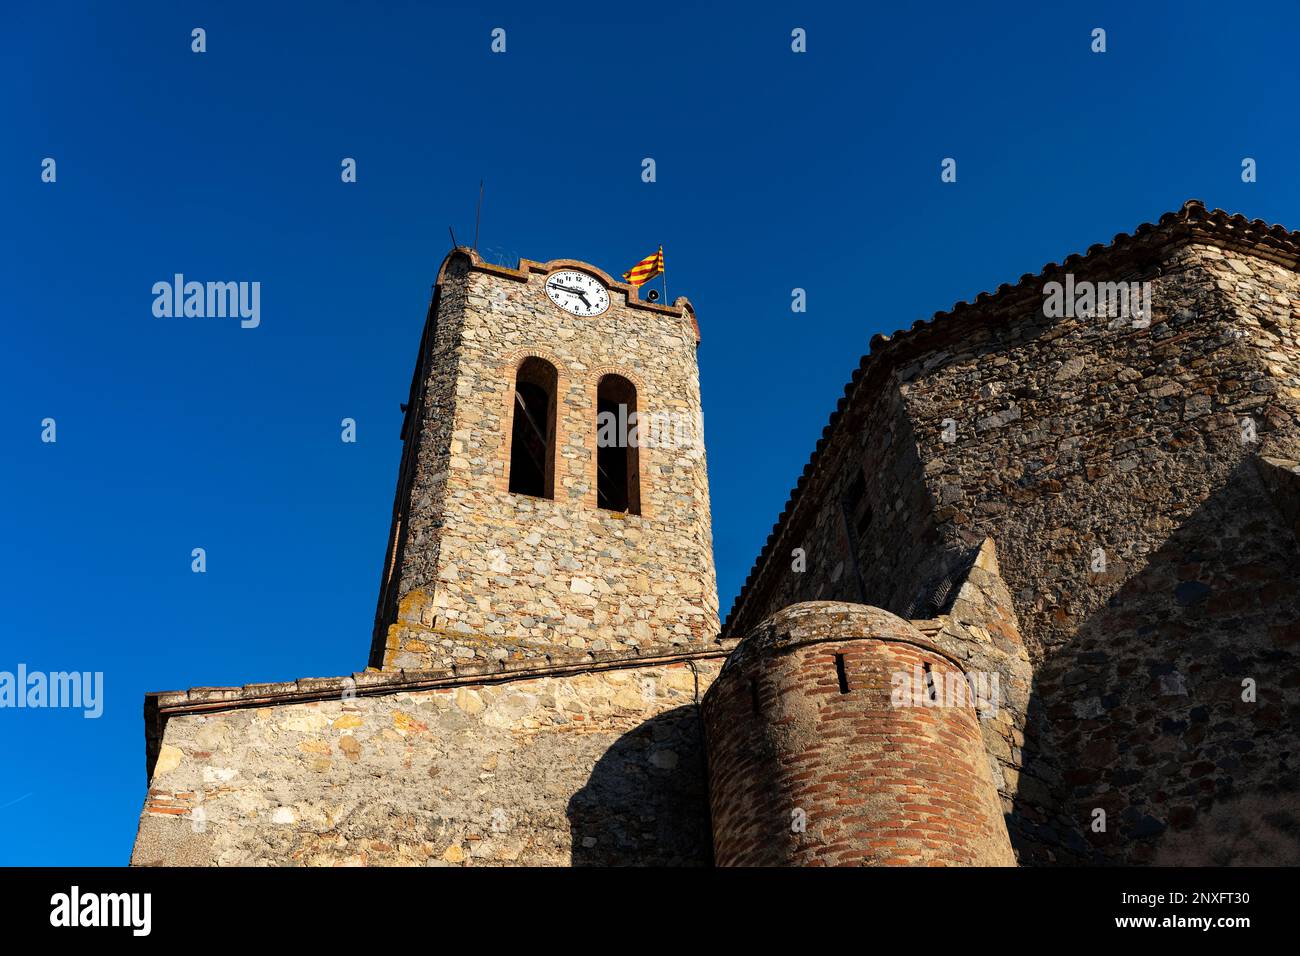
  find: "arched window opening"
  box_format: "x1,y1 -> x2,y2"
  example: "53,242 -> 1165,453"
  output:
596,374 -> 641,514
508,358 -> 557,499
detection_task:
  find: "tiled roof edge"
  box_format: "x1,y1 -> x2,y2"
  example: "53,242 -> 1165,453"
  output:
147,640 -> 737,715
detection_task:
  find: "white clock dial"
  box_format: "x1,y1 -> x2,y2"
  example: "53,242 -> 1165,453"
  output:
545,270 -> 610,317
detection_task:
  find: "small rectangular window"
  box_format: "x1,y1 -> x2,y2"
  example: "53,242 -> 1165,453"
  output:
843,472 -> 872,535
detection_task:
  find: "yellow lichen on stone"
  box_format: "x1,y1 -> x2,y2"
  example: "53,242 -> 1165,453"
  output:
393,711 -> 427,734
396,589 -> 432,624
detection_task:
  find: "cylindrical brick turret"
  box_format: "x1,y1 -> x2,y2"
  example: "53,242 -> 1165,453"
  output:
702,602 -> 1015,866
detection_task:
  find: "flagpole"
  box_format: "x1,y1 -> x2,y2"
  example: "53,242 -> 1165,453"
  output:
661,244 -> 667,305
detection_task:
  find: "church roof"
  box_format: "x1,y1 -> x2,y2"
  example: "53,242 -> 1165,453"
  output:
721,199 -> 1300,636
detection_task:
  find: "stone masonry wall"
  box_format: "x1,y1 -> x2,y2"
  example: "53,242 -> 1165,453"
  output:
132,655 -> 724,866
724,224 -> 1300,864
902,242 -> 1300,863
373,252 -> 718,672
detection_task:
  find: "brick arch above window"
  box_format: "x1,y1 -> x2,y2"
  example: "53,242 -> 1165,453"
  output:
588,365 -> 646,392
500,347 -> 568,376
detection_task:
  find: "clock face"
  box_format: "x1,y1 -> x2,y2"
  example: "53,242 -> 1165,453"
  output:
544,270 -> 610,318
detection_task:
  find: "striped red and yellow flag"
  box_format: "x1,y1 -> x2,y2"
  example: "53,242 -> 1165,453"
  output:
622,247 -> 663,287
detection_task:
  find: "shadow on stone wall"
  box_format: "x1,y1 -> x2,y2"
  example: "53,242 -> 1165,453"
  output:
1011,457 -> 1300,864
567,705 -> 713,866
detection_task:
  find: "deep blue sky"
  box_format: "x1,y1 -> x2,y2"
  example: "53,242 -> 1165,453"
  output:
3,1 -> 1298,865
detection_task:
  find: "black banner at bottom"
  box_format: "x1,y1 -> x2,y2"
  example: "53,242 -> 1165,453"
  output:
0,865 -> 1277,941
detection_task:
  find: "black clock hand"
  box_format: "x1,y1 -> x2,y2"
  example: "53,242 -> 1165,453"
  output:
552,284 -> 593,306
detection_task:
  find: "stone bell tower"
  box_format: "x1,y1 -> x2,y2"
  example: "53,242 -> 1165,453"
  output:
368,248 -> 719,671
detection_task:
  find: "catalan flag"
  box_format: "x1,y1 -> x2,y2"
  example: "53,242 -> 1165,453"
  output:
622,246 -> 664,287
